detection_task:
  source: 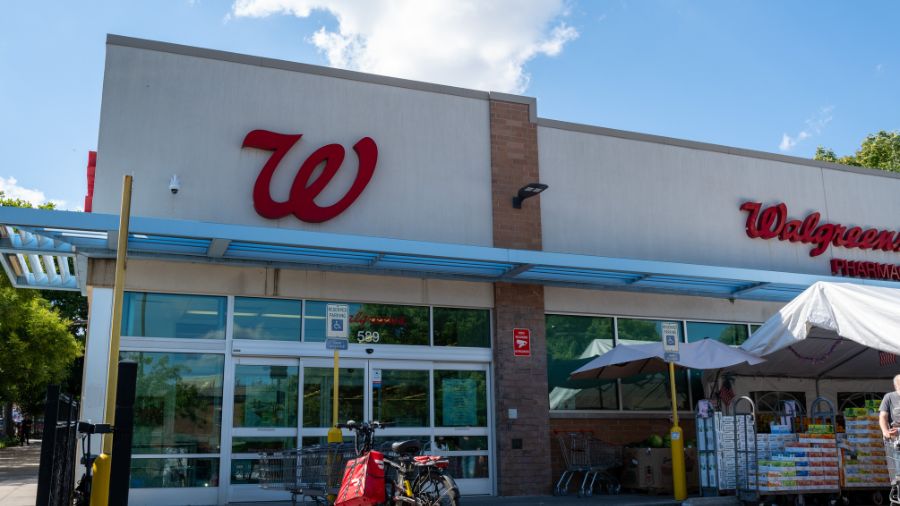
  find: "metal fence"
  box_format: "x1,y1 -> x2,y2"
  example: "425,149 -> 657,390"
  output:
36,384 -> 80,506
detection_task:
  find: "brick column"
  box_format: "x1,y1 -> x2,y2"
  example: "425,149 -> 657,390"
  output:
490,96 -> 552,495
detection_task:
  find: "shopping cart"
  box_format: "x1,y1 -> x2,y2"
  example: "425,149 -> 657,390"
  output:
583,438 -> 622,496
554,432 -> 620,497
259,443 -> 356,504
884,438 -> 900,505
554,432 -> 592,496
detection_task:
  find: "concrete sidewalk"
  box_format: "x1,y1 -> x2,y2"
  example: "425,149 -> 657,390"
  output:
232,493 -> 687,505
0,439 -> 41,506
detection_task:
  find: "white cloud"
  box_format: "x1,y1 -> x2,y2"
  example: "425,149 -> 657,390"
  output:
779,106 -> 834,152
0,177 -> 71,209
231,0 -> 578,93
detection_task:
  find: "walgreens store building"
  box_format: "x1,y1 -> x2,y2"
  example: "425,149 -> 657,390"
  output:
4,36 -> 900,505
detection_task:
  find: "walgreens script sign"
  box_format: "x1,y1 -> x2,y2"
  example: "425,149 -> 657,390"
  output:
243,129 -> 378,223
740,201 -> 900,281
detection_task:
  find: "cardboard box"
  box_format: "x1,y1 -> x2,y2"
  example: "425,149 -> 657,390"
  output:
621,448 -> 699,492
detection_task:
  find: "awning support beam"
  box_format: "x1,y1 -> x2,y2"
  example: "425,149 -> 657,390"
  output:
501,263 -> 534,278
731,282 -> 769,297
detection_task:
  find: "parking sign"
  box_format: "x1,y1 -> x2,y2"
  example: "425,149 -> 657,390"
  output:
326,304 -> 349,339
661,321 -> 679,354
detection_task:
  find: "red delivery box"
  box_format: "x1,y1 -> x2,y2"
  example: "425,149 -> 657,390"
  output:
335,450 -> 386,506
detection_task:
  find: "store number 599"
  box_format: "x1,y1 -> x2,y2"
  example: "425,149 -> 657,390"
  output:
357,331 -> 380,343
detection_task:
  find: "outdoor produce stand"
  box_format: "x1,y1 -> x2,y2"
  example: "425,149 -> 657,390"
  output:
715,283 -> 900,505
839,401 -> 891,505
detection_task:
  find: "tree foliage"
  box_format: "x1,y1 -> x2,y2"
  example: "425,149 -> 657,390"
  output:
0,275 -> 82,415
0,192 -> 85,420
815,131 -> 900,172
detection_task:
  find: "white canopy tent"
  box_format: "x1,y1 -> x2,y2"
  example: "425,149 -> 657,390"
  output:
727,281 -> 900,380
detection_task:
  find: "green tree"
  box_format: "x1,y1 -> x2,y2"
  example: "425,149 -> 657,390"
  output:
0,275 -> 82,433
0,191 -> 86,435
815,131 -> 900,172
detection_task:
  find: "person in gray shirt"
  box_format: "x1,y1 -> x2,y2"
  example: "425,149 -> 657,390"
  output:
880,374 -> 900,439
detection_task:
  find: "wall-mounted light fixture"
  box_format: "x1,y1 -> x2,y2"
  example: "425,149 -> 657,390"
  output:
512,183 -> 548,209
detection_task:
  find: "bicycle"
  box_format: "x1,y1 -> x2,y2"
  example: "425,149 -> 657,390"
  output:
72,421 -> 112,506
337,420 -> 460,506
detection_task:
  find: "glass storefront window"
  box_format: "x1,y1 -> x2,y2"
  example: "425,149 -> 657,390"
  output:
230,459 -> 264,485
302,436 -> 353,447
686,322 -> 749,346
233,365 -> 299,428
434,370 -> 487,427
686,322 -> 749,404
232,437 -> 295,453
617,319 -> 688,410
303,367 -> 365,428
444,456 -> 489,479
123,292 -> 226,339
304,301 -> 429,345
122,352 -> 224,454
430,436 -> 488,452
546,315 -> 617,410
233,297 -> 301,341
130,458 -> 219,488
372,369 -> 430,427
433,308 -> 490,347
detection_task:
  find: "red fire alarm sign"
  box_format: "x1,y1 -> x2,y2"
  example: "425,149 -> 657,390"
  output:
513,328 -> 531,357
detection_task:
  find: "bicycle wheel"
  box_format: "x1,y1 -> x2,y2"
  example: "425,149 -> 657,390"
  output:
412,470 -> 459,506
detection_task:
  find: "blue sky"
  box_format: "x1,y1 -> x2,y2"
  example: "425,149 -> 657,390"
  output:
1,1 -> 898,210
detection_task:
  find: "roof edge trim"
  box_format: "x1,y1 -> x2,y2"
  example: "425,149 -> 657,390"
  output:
536,118 -> 900,181
106,34 -> 491,102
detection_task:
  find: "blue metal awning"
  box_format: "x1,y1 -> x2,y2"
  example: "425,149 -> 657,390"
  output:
0,207 -> 892,301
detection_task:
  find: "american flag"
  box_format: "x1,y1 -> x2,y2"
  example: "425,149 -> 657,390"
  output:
880,351 -> 897,367
718,378 -> 735,407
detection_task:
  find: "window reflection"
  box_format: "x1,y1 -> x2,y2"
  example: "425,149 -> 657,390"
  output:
433,308 -> 491,347
130,458 -> 219,488
123,292 -> 226,339
303,367 -> 364,428
304,301 -> 429,345
546,315 -> 617,410
230,459 -> 264,485
434,370 -> 487,427
233,297 -> 301,341
122,352 -> 224,454
617,319 -> 688,411
372,369 -> 430,427
233,365 -> 298,428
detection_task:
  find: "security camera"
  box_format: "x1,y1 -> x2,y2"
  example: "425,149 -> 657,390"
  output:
169,175 -> 181,194
365,348 -> 374,355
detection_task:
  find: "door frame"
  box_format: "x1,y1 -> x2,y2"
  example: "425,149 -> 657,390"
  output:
226,356 -> 301,504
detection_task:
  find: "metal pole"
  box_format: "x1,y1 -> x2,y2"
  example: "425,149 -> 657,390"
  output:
669,361 -> 688,500
91,174 -> 133,506
327,350 -> 342,443
109,360 -> 138,506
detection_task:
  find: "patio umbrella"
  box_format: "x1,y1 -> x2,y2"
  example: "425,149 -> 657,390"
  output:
569,338 -> 765,380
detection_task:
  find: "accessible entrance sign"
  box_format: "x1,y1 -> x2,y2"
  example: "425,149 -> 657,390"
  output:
661,322 -> 679,363
326,303 -> 350,350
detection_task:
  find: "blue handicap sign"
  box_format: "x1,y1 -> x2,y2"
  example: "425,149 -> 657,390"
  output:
331,319 -> 343,332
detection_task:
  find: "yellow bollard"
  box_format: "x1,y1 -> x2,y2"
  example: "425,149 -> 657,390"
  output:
669,425 -> 687,500
326,349 -> 343,502
668,361 -> 688,500
91,452 -> 111,506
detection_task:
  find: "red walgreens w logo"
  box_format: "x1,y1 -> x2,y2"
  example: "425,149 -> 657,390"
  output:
242,130 -> 378,223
